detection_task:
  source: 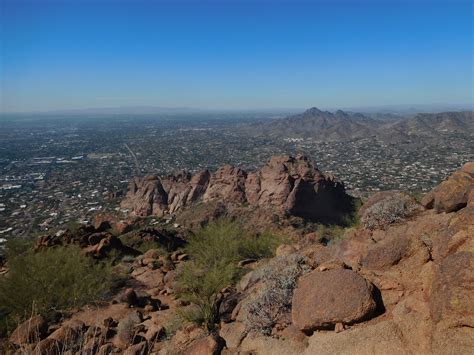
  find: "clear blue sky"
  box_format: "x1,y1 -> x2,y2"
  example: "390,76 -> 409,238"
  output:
1,0 -> 473,112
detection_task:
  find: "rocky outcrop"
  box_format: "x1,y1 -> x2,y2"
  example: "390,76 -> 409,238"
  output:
121,155 -> 354,223
35,227 -> 139,258
422,161 -> 474,213
291,269 -> 377,332
93,213 -> 133,235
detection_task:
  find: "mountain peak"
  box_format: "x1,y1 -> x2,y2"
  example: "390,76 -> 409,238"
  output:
303,107 -> 323,115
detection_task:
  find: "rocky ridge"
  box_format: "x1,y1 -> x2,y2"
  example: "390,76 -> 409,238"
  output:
121,155 -> 354,224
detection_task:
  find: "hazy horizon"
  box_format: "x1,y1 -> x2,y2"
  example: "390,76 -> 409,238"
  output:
1,0 -> 473,113
1,102 -> 473,116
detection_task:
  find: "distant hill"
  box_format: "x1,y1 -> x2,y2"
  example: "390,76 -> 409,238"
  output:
246,107 -> 382,141
382,111 -> 474,139
246,107 -> 474,142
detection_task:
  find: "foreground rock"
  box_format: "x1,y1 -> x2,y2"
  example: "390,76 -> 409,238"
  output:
121,155 -> 354,223
422,161 -> 474,213
292,269 -> 377,331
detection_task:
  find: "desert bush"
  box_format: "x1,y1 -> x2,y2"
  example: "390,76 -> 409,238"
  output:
176,219 -> 281,329
0,245 -> 117,335
177,261 -> 236,328
361,193 -> 420,230
2,237 -> 35,259
185,219 -> 280,266
238,231 -> 281,260
243,254 -> 311,335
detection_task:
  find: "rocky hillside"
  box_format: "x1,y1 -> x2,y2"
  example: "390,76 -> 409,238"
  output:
381,111 -> 474,141
121,155 -> 355,224
246,107 -> 474,142
245,107 -> 381,141
1,160 -> 473,355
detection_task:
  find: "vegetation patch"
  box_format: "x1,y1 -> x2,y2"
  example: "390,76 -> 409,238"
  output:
361,193 -> 420,230
119,227 -> 185,254
0,245 -> 119,336
176,219 -> 281,329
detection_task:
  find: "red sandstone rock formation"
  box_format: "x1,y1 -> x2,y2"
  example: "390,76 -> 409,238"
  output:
121,155 -> 354,223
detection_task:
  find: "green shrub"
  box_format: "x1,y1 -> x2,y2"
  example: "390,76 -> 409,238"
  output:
238,232 -> 281,260
0,246 -> 117,335
176,219 -> 281,329
185,219 -> 280,266
3,237 -> 35,260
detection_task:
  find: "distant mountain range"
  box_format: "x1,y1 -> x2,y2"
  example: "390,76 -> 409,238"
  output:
246,107 -> 474,142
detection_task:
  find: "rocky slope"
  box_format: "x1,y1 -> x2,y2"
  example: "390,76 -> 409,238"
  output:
2,161 -> 473,355
246,107 -> 474,142
214,162 -> 474,354
246,107 -> 381,141
121,154 -> 355,224
386,111 -> 474,137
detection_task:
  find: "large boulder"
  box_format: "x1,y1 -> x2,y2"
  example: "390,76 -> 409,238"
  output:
422,162 -> 474,213
291,269 -> 377,331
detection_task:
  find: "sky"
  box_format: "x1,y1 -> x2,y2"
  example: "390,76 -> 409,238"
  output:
0,0 -> 473,112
